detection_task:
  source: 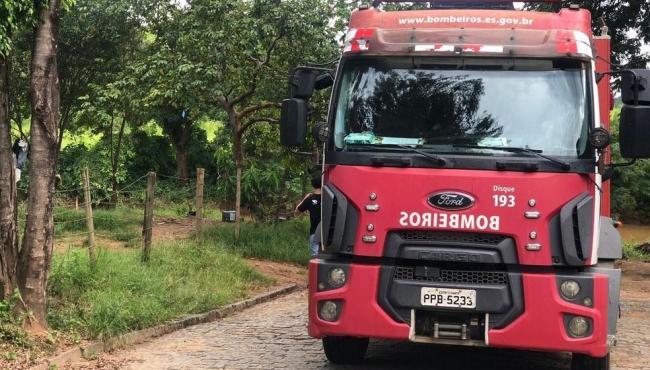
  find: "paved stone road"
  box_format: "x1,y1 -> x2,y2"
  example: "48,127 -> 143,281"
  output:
113,291 -> 649,370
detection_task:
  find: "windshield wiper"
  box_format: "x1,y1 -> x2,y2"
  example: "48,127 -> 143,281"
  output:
453,145 -> 571,171
346,144 -> 447,166
396,145 -> 447,166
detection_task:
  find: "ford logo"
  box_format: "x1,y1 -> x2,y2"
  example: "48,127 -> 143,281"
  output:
428,191 -> 475,211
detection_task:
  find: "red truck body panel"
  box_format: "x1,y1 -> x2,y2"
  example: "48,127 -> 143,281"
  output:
349,8 -> 592,34
594,36 -> 612,217
327,165 -> 596,266
309,261 -> 610,357
344,8 -> 595,60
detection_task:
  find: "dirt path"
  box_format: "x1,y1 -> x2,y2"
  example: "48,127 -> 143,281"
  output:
614,262 -> 650,370
152,217 -> 199,243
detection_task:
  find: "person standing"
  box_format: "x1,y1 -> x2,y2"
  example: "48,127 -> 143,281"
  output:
295,176 -> 322,256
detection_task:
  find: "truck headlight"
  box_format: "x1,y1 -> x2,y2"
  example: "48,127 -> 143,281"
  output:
568,316 -> 590,337
560,280 -> 581,299
328,268 -> 346,288
319,301 -> 340,322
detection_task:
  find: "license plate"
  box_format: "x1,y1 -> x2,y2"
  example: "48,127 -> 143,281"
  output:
421,287 -> 477,309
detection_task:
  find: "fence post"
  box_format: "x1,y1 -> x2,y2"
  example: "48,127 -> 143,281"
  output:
195,168 -> 205,239
142,172 -> 156,262
82,167 -> 96,268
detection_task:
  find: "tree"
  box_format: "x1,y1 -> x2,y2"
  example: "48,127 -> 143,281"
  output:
0,0 -> 34,300
18,0 -> 63,327
530,1 -> 650,68
160,0 -> 341,238
610,107 -> 650,222
156,107 -> 194,181
57,0 -> 143,155
137,2 -> 212,182
77,68 -> 146,206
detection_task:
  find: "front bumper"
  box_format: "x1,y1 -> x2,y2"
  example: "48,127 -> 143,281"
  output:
308,260 -> 609,357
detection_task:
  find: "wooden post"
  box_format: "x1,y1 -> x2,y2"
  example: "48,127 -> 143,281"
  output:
195,168 -> 205,239
142,172 -> 156,262
82,167 -> 96,268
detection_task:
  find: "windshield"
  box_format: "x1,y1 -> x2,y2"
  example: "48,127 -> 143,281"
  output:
333,58 -> 591,158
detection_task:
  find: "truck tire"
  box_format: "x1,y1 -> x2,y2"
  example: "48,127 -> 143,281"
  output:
322,336 -> 369,364
571,353 -> 610,370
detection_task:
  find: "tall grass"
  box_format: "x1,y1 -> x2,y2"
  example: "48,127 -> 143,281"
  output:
53,207 -> 142,246
623,243 -> 650,262
205,220 -> 312,265
48,241 -> 271,339
54,207 -> 141,234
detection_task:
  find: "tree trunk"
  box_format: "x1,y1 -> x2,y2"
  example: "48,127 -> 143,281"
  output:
274,168 -> 289,222
18,0 -> 61,328
234,131 -> 243,241
0,57 -> 18,300
55,104 -> 72,157
110,117 -> 126,207
174,145 -> 189,181
220,101 -> 243,242
165,117 -> 191,182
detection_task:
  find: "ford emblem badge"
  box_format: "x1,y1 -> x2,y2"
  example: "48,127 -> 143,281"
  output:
428,191 -> 475,211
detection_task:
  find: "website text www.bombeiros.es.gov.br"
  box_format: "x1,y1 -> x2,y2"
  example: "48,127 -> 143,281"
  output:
398,15 -> 534,26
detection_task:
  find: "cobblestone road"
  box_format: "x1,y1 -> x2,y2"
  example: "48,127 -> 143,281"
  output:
113,290 -> 649,370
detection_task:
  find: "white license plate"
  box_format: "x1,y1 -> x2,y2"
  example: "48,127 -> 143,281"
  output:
420,287 -> 477,309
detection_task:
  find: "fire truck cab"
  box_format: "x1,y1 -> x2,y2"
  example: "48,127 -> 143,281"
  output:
280,1 -> 650,369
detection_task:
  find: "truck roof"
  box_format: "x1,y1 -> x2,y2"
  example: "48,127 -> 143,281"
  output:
344,7 -> 594,60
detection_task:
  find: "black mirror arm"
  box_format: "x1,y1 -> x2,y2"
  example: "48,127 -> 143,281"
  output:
295,65 -> 334,73
599,150 -> 637,181
595,69 -> 627,82
314,73 -> 335,91
596,69 -> 644,97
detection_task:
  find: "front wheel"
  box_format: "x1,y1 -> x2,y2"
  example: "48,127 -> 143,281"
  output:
571,353 -> 610,370
322,336 -> 369,364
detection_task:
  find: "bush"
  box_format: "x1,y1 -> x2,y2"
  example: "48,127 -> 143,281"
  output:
622,243 -> 650,262
0,294 -> 29,348
610,108 -> 650,222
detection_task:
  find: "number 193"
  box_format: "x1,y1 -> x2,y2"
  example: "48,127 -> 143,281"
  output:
493,194 -> 515,208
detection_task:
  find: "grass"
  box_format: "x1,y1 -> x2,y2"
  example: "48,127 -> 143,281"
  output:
54,207 -> 142,239
153,201 -> 222,221
623,243 -> 650,262
205,219 -> 312,265
47,240 -> 271,339
3,204 -> 289,365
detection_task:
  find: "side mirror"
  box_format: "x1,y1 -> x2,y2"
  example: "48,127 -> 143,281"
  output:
621,69 -> 649,105
620,69 -> 650,159
289,68 -> 319,99
280,98 -> 307,146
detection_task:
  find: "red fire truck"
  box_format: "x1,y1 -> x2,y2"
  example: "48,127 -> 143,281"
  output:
280,1 -> 650,369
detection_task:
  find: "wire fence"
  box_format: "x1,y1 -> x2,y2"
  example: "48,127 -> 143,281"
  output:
49,168 -> 206,266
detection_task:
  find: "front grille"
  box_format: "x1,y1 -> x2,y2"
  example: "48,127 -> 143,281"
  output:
394,266 -> 508,285
398,231 -> 506,245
